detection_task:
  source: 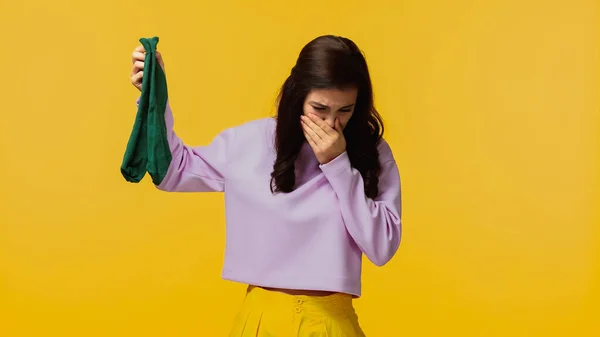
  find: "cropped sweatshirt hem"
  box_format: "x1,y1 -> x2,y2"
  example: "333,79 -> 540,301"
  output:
222,268 -> 361,298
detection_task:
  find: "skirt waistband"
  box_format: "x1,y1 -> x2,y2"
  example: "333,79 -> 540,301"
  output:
245,286 -> 355,316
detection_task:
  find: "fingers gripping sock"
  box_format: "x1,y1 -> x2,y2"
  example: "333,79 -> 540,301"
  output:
121,36 -> 172,185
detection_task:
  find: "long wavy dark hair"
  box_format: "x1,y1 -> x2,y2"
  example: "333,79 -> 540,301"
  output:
270,35 -> 384,199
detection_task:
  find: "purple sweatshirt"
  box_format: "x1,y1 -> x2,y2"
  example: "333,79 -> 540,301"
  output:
154,101 -> 402,297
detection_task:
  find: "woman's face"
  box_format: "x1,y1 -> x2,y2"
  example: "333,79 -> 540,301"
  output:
302,87 -> 358,130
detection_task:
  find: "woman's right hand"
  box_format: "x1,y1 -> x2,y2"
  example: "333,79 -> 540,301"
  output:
130,45 -> 165,92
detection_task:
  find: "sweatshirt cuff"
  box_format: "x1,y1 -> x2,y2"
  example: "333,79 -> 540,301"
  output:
319,151 -> 352,175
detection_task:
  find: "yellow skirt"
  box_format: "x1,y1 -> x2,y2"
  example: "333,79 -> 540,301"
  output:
229,286 -> 366,337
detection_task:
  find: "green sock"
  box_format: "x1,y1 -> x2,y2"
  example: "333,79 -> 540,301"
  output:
121,36 -> 172,185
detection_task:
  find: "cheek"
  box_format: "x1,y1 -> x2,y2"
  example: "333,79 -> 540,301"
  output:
340,113 -> 353,128
302,104 -> 310,116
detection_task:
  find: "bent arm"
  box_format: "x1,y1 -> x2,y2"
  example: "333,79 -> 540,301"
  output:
320,142 -> 402,266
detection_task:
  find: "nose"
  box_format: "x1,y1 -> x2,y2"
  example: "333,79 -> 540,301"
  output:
323,116 -> 336,128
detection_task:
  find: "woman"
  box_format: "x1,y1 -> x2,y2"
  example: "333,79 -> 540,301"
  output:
130,35 -> 402,336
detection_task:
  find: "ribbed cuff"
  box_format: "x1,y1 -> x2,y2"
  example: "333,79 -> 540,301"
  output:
319,151 -> 351,175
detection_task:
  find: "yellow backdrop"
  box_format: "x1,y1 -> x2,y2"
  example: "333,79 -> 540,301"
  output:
0,0 -> 598,336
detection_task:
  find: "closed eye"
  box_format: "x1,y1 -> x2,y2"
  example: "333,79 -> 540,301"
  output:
311,106 -> 326,111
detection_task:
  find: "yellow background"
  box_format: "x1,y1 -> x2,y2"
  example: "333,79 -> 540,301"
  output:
0,0 -> 598,336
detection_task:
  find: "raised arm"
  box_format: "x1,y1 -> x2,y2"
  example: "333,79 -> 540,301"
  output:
128,43 -> 234,193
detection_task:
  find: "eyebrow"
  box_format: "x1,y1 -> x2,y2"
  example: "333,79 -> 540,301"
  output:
309,101 -> 355,109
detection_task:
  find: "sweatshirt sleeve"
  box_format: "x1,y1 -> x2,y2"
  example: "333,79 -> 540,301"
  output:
319,140 -> 402,266
149,99 -> 235,192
